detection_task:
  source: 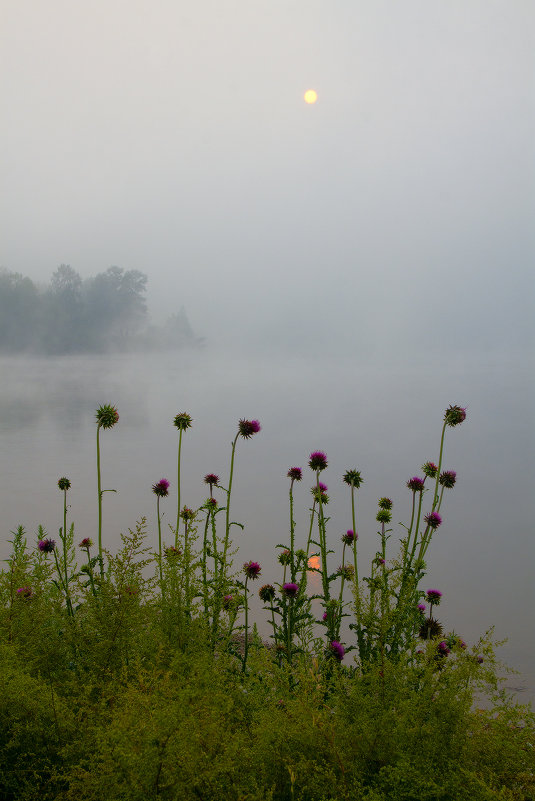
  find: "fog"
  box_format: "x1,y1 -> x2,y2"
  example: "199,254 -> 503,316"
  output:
1,3 -> 534,693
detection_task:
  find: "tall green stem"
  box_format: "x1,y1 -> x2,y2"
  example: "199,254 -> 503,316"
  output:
157,496 -> 163,590
175,429 -> 183,546
96,423 -> 103,577
222,433 -> 239,578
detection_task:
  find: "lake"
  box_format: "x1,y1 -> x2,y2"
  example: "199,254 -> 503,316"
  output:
1,345 -> 533,700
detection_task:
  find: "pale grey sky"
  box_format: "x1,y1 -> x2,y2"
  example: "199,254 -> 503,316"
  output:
1,1 -> 534,353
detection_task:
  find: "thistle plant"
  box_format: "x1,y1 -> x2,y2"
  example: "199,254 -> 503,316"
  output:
240,560 -> 261,671
57,477 -> 74,616
173,413 -> 192,546
95,404 -> 119,577
152,478 -> 170,589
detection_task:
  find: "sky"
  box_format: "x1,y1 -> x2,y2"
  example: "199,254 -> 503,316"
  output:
1,0 -> 534,355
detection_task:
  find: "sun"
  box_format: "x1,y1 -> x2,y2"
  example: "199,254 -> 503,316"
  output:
304,89 -> 318,104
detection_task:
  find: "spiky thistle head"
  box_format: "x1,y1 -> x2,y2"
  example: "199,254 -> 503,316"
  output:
378,497 -> 392,510
278,549 -> 291,566
337,564 -> 355,580
422,461 -> 438,478
328,641 -> 345,662
309,451 -> 328,471
243,560 -> 261,580
96,404 -> 119,429
152,478 -> 170,497
180,506 -> 195,522
281,582 -> 300,598
173,412 -> 192,431
16,586 -> 33,599
424,511 -> 442,530
343,469 -> 363,488
426,589 -> 442,604
376,508 -> 392,523
444,405 -> 467,427
79,537 -> 93,549
57,477 -> 71,491
204,473 -> 219,488
407,476 -> 425,492
287,466 -> 302,482
419,617 -> 443,639
238,419 -> 261,438
439,470 -> 457,489
258,584 -> 276,603
341,529 -> 357,545
38,538 -> 56,553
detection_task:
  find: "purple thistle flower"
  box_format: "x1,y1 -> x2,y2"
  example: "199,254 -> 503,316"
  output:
426,589 -> 442,604
204,473 -> 219,493
422,461 -> 439,478
152,478 -> 170,497
243,560 -> 261,580
417,603 -> 426,613
309,451 -> 328,471
222,594 -> 234,610
16,586 -> 33,599
205,497 -> 218,511
287,466 -> 302,482
238,419 -> 261,438
444,405 -> 467,427
57,477 -> 71,491
259,584 -> 276,603
79,537 -> 93,549
322,611 -> 328,621
38,538 -> 56,553
407,476 -> 425,492
439,470 -> 457,489
329,641 -> 345,662
282,582 -> 299,598
437,640 -> 451,656
342,529 -> 357,545
425,511 -> 442,529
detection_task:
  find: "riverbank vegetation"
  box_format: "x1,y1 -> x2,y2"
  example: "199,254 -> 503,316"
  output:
1,405 -> 532,800
0,265 -> 201,354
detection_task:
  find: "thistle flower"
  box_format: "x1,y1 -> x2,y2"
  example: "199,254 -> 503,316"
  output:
173,412 -> 192,430
341,529 -> 357,545
329,641 -> 345,662
243,560 -> 261,580
38,538 -> 56,553
165,546 -> 181,559
378,497 -> 392,510
419,617 -> 443,639
57,477 -> 71,491
281,582 -> 299,598
374,557 -> 385,567
238,419 -> 261,438
444,405 -> 467,427
204,473 -> 219,496
222,594 -> 234,610
407,476 -> 425,492
437,640 -> 451,656
79,537 -> 93,549
376,508 -> 392,523
278,549 -> 291,566
322,611 -> 328,621
204,497 -> 218,511
311,488 -> 329,504
343,469 -> 363,488
287,466 -> 302,481
422,461 -> 438,478
417,603 -> 426,613
95,404 -> 119,429
16,586 -> 33,599
424,511 -> 442,529
152,478 -> 170,497
426,589 -> 443,604
439,470 -> 457,489
337,564 -> 355,580
259,584 -> 276,603
180,506 -> 195,522
309,451 -> 328,471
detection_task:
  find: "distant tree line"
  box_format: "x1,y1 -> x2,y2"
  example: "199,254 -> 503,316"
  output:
0,265 -> 201,354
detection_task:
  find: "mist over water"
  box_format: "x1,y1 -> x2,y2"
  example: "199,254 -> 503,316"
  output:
1,345 -> 533,699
